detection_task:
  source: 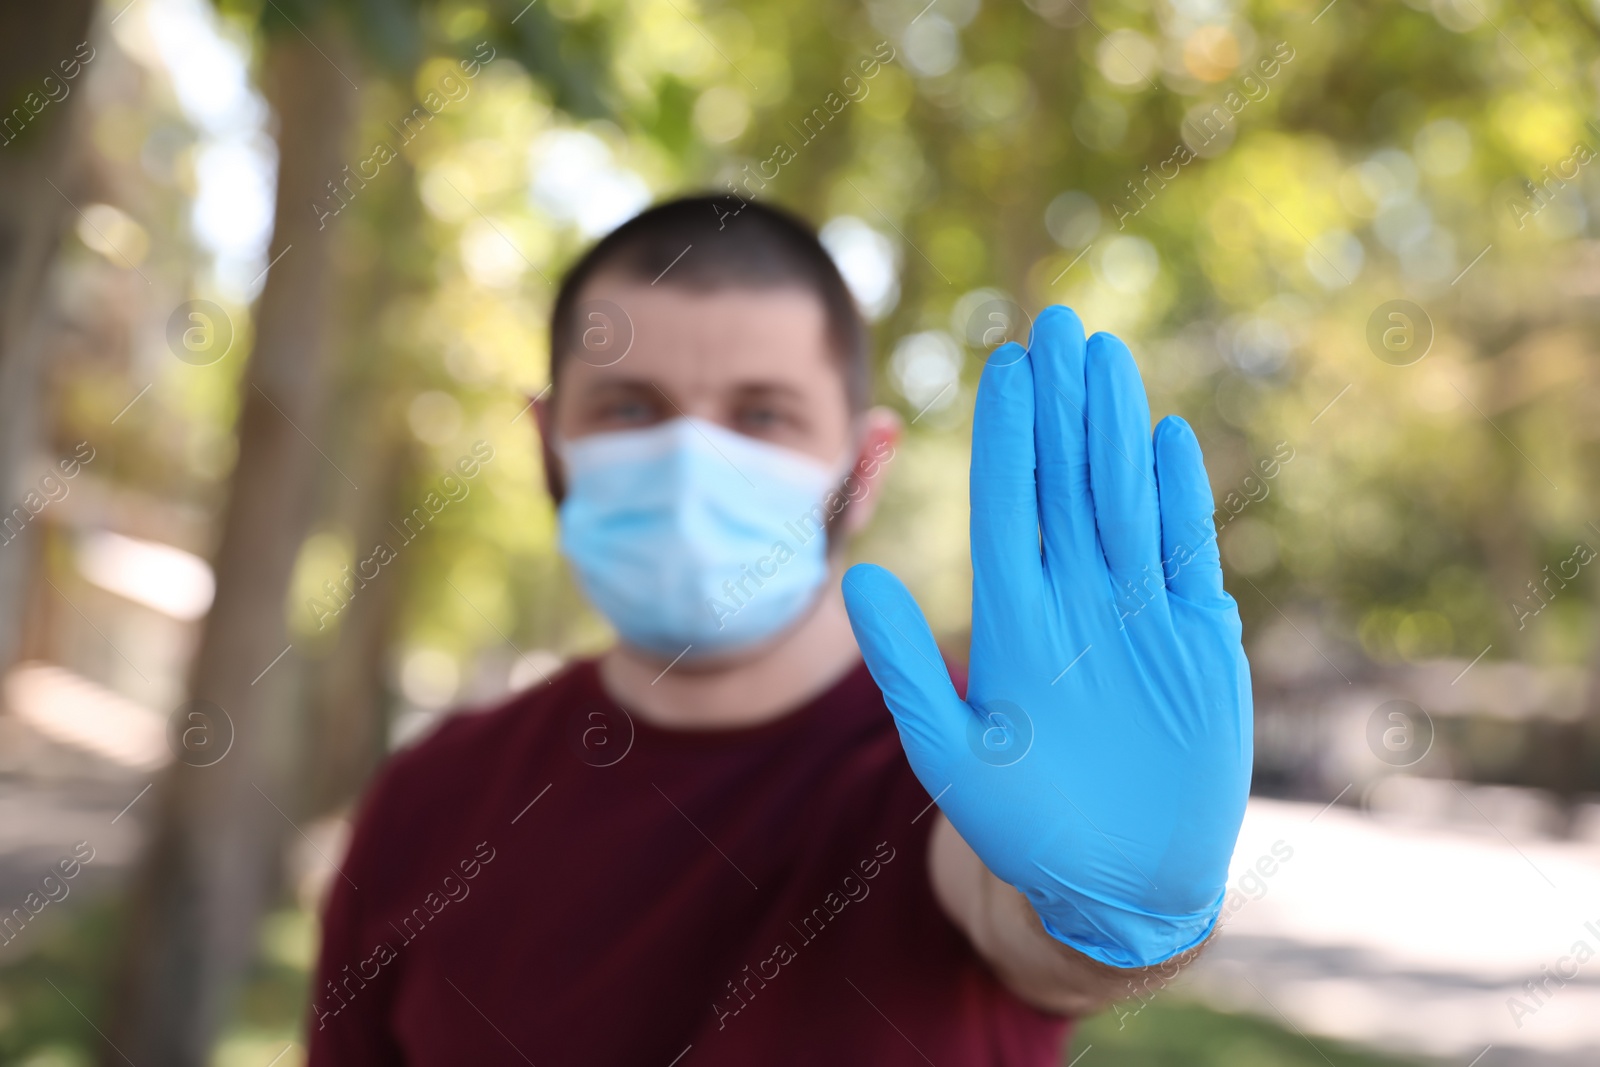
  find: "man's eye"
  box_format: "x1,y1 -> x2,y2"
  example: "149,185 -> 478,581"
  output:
736,406 -> 787,432
601,400 -> 655,424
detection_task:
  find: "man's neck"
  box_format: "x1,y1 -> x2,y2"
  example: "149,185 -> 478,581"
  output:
597,577 -> 863,730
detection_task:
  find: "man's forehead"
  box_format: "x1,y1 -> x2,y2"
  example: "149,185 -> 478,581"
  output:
571,278 -> 834,380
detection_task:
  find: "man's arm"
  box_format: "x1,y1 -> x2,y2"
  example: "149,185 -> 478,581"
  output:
927,814 -> 1207,1016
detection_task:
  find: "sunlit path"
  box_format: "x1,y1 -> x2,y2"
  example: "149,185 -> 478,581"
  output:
1173,798 -> 1600,1066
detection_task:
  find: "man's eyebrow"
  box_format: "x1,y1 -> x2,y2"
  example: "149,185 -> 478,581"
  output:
730,381 -> 807,400
580,377 -> 660,396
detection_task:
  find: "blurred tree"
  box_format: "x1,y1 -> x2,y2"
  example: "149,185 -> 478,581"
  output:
291,9 -> 618,812
0,0 -> 97,686
102,15 -> 360,1064
300,148 -> 429,817
100,2 -> 617,1059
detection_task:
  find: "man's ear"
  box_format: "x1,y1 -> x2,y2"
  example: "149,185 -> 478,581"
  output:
532,390 -> 565,504
840,405 -> 903,536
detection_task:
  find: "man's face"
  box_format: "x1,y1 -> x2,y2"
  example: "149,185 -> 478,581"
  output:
536,269 -> 901,664
550,274 -> 855,466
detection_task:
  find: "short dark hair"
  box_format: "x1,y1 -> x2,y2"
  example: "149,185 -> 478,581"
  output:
548,194 -> 870,411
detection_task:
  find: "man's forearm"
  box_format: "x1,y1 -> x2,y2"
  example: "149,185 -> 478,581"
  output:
927,814 -> 1208,1016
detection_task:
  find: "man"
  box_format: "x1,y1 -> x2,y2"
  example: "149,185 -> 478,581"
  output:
307,196 -> 1252,1064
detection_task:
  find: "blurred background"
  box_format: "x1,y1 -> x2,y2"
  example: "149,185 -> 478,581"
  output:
0,0 -> 1597,1063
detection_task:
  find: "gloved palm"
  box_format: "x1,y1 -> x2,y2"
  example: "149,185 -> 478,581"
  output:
843,306 -> 1252,969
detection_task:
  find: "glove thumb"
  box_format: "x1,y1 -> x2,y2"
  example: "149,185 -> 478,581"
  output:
841,563 -> 964,767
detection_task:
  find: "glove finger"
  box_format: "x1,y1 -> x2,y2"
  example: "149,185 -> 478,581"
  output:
1153,415 -> 1227,604
970,344 -> 1045,629
1027,307 -> 1108,608
1084,332 -> 1165,614
842,563 -> 964,767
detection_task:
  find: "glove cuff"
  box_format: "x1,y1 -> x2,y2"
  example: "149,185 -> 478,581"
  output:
1031,887 -> 1224,970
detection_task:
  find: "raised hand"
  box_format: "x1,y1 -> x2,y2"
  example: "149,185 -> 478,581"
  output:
843,306 -> 1252,969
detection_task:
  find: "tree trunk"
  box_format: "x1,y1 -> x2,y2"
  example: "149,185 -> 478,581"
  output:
0,0 -> 96,679
300,147 -> 427,818
102,23 -> 357,1065
307,430 -> 410,816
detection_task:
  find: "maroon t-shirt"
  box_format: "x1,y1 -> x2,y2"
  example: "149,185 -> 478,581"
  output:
307,658 -> 1072,1065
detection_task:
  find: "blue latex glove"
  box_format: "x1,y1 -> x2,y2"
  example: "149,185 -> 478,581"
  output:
843,306 -> 1252,969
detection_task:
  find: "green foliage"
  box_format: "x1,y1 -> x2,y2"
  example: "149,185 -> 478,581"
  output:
1074,996 -> 1433,1066
0,898 -> 312,1067
634,0 -> 1600,663
0,902 -> 120,1066
261,0 -> 1600,702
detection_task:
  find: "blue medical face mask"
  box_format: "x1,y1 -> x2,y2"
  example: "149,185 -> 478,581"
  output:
556,418 -> 846,661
